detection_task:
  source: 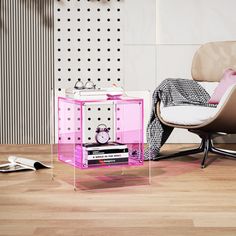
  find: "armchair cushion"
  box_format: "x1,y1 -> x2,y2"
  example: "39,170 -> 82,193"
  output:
160,103 -> 217,125
160,81 -> 218,125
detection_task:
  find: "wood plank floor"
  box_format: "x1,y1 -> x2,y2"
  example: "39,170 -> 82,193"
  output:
1,144 -> 236,236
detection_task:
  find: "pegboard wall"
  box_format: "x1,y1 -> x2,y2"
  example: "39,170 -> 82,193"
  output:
57,101 -> 115,144
83,103 -> 114,143
55,0 -> 124,91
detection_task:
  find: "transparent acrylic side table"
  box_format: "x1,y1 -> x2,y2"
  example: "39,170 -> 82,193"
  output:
53,96 -> 151,190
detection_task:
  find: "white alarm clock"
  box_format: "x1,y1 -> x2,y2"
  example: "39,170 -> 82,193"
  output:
95,124 -> 110,144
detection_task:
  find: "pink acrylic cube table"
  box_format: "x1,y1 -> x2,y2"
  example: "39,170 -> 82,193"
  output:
58,96 -> 144,169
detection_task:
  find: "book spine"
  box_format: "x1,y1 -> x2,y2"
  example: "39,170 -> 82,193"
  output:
87,152 -> 129,160
88,157 -> 128,166
87,148 -> 128,155
74,95 -> 107,100
78,144 -> 128,151
85,145 -> 128,151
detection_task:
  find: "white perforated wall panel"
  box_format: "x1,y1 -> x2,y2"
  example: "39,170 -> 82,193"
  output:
54,0 -> 123,91
82,102 -> 115,143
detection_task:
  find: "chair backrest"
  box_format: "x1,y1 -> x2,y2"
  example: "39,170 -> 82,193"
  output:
191,41 -> 236,82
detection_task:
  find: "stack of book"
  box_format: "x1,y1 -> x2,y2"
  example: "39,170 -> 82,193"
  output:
65,87 -> 123,100
76,142 -> 129,167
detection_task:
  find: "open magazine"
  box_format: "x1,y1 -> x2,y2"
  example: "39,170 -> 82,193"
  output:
0,156 -> 51,173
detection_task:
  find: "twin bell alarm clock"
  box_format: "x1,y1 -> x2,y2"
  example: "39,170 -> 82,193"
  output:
95,124 -> 110,145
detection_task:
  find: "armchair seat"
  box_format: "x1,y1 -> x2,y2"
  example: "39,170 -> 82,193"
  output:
159,81 -> 233,126
160,104 -> 217,126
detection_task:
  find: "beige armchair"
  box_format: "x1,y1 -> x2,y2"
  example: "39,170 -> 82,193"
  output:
156,41 -> 236,168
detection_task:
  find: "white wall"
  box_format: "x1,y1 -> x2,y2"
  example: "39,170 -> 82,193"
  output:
156,0 -> 236,44
124,0 -> 157,94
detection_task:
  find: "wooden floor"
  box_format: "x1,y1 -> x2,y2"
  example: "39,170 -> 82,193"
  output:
1,144 -> 236,236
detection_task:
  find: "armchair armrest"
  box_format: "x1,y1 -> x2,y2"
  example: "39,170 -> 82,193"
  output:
200,84 -> 236,133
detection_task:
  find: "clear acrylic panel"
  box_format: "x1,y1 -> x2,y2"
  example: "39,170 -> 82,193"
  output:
53,96 -> 151,190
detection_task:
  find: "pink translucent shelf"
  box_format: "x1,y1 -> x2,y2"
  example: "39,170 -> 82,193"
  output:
58,96 -> 144,169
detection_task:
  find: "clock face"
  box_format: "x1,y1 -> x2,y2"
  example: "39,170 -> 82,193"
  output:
96,131 -> 110,144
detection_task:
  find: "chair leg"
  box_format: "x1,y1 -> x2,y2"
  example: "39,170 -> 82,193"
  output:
201,138 -> 210,169
210,146 -> 236,159
152,129 -> 236,167
154,139 -> 205,161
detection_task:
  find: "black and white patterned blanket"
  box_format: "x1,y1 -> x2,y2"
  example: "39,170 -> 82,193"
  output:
145,78 -> 217,160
